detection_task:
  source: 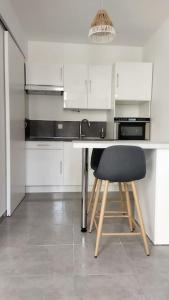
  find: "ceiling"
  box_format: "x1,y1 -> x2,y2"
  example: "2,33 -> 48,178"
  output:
11,0 -> 169,46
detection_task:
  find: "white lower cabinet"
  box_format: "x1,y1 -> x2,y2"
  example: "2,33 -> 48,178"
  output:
26,142 -> 63,186
63,142 -> 82,186
88,149 -> 94,186
26,141 -> 95,191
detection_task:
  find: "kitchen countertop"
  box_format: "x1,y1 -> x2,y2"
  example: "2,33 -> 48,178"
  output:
26,137 -> 79,142
25,137 -> 110,142
26,138 -> 169,149
73,140 -> 169,149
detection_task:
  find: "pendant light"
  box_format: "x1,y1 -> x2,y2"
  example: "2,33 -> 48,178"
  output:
88,1 -> 116,44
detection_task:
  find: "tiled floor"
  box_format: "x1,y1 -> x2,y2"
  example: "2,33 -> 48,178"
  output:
0,192 -> 169,299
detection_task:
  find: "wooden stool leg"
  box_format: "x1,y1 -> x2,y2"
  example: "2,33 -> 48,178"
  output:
87,177 -> 97,214
131,181 -> 150,256
124,183 -> 134,232
94,180 -> 109,257
89,179 -> 102,233
119,182 -> 126,212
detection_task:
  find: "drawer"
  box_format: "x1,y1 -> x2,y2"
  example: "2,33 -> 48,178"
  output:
25,141 -> 64,150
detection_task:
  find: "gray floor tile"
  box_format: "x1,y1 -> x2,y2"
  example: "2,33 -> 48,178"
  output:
0,222 -> 30,246
0,245 -> 73,276
73,242 -> 133,276
0,192 -> 168,300
0,275 -> 79,300
73,224 -> 120,245
123,243 -> 169,274
136,271 -> 169,300
74,274 -> 145,300
28,224 -> 73,245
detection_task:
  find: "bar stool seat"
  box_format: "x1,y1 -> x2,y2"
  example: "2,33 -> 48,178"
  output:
89,145 -> 150,257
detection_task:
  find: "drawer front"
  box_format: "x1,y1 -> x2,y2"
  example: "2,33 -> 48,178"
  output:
25,141 -> 64,150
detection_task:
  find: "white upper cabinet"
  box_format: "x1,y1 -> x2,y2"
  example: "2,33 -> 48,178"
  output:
64,64 -> 88,109
88,65 -> 112,109
26,61 -> 64,86
64,64 -> 112,109
114,62 -> 153,101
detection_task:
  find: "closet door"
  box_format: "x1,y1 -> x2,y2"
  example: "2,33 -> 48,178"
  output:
0,24 -> 6,216
5,32 -> 25,216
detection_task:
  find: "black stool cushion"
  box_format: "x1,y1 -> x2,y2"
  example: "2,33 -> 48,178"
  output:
91,148 -> 104,171
95,146 -> 146,182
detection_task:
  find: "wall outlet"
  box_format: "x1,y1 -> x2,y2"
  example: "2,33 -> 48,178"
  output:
58,123 -> 63,129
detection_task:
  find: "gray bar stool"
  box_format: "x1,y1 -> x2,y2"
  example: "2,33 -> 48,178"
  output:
89,145 -> 150,257
87,148 -> 104,214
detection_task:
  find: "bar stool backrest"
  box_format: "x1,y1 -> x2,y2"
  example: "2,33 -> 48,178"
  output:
95,145 -> 146,182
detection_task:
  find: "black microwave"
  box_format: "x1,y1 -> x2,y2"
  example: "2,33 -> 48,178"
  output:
114,118 -> 150,140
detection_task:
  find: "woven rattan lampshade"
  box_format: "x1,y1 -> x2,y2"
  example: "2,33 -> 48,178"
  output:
89,9 -> 116,44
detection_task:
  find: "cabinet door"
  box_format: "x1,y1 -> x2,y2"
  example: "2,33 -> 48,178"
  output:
88,65 -> 112,109
63,142 -> 82,185
5,32 -> 25,216
26,62 -> 63,86
64,65 -> 88,109
26,149 -> 63,186
0,25 -> 6,217
88,149 -> 95,186
115,63 -> 152,101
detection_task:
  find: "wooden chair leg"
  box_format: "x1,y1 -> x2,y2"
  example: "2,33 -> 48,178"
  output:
87,177 -> 97,214
124,183 -> 134,232
131,181 -> 150,256
94,180 -> 109,257
89,179 -> 102,233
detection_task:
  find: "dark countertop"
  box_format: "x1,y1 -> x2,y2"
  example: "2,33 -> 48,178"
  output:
26,136 -> 115,142
26,137 -> 79,142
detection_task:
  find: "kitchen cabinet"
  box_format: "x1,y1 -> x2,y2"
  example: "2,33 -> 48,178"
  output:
26,142 -> 63,186
88,65 -> 112,109
5,32 -> 25,216
114,62 -> 152,101
26,61 -> 64,86
88,149 -> 95,186
63,142 -> 82,185
64,64 -> 112,109
64,65 -> 88,109
0,24 -> 6,217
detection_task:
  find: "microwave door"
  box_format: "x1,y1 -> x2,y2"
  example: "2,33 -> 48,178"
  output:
119,123 -> 145,140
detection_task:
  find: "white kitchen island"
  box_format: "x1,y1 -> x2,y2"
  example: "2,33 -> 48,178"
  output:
73,140 -> 169,245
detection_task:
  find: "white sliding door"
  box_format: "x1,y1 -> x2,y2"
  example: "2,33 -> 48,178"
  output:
5,32 -> 25,216
0,24 -> 6,216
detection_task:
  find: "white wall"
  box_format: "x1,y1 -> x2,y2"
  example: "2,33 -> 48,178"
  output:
28,95 -> 107,121
27,41 -> 142,121
0,0 -> 26,54
143,17 -> 169,142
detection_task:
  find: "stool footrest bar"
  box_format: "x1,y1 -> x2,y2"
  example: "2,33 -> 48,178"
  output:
102,232 -> 141,236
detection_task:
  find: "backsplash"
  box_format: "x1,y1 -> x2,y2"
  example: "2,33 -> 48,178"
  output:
26,119 -> 106,139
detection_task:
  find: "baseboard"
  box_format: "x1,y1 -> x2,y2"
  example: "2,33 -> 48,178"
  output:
26,183 -> 119,193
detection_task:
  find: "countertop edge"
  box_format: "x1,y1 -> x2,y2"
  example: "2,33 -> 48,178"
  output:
72,140 -> 169,149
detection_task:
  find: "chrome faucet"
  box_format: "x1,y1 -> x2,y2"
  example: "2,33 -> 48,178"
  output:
79,119 -> 91,138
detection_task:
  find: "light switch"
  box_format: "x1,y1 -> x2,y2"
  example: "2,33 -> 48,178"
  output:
58,123 -> 63,129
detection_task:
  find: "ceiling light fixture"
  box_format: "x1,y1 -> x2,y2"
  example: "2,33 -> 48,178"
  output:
88,2 -> 116,44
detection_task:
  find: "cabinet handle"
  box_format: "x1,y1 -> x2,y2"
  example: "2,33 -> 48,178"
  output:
117,73 -> 119,89
89,80 -> 92,93
60,67 -> 63,82
37,144 -> 50,147
85,80 -> 88,93
60,161 -> 63,174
